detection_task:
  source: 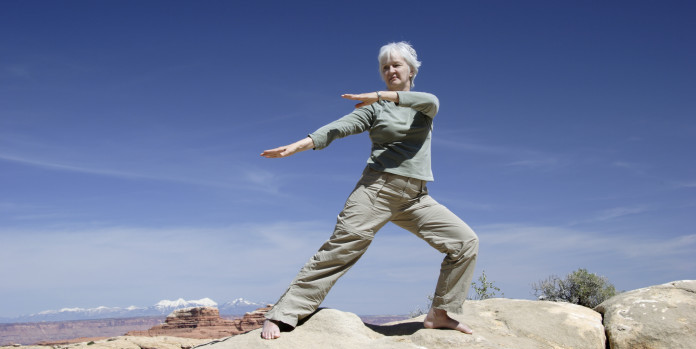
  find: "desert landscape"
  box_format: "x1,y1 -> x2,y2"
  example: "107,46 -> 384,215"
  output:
1,280 -> 694,349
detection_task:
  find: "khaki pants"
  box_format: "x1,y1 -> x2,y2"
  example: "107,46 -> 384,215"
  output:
265,167 -> 479,327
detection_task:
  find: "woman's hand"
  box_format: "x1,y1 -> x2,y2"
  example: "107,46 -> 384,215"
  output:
261,137 -> 315,158
342,91 -> 399,108
342,92 -> 378,108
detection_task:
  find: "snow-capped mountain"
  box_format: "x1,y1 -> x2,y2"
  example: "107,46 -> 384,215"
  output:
153,298 -> 218,312
1,298 -> 263,323
219,298 -> 266,315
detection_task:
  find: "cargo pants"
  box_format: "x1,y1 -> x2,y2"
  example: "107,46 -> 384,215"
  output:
265,166 -> 479,327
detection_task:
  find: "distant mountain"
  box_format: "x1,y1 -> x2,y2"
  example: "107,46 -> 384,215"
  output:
1,298 -> 265,323
219,298 -> 266,315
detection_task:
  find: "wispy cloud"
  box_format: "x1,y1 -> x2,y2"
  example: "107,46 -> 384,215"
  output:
0,153 -> 149,179
434,137 -> 516,156
0,221 -> 328,288
0,149 -> 285,195
612,161 -> 649,175
673,180 -> 696,189
479,223 -> 696,260
593,205 -> 652,222
504,158 -> 560,171
434,137 -> 563,171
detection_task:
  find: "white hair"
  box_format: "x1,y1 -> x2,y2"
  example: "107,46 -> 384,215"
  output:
378,41 -> 422,88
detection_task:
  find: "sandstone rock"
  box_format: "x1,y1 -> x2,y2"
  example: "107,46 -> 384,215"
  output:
195,299 -> 605,349
411,298 -> 605,349
127,306 -> 270,339
595,280 -> 696,349
195,308 -> 415,349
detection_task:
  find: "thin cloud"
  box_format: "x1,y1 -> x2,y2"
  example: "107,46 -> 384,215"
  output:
673,180 -> 696,189
504,158 -> 560,171
0,153 -> 148,179
434,137 -> 563,171
478,223 -> 696,259
434,137 -> 514,155
0,151 -> 283,194
593,205 -> 652,222
612,161 -> 649,176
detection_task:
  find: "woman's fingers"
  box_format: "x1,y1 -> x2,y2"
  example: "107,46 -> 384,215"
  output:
342,93 -> 377,108
260,146 -> 286,158
261,145 -> 297,158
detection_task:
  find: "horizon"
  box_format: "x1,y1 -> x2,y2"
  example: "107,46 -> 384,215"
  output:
1,1 -> 694,318
1,297 -> 264,323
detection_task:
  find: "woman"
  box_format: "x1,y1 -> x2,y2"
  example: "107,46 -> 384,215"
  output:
260,42 -> 479,340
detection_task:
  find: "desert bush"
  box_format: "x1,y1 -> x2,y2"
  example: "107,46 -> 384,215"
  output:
532,268 -> 617,308
469,270 -> 504,300
410,270 -> 503,317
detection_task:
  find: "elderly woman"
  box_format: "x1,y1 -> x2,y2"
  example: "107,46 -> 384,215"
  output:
260,42 -> 479,340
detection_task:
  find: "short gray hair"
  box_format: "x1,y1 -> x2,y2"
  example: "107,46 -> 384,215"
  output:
378,41 -> 422,88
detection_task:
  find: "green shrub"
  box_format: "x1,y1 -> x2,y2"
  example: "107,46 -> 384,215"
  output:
469,270 -> 504,300
410,270 -> 503,317
532,268 -> 617,308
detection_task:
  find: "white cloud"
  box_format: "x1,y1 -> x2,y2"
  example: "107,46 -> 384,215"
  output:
674,180 -> 696,188
434,137 -> 563,171
593,205 -> 652,222
612,161 -> 649,176
0,146 -> 285,195
2,219 -> 694,317
478,223 -> 696,261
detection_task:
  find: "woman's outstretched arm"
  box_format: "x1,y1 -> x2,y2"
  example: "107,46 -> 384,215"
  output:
341,91 -> 399,108
260,136 -> 315,158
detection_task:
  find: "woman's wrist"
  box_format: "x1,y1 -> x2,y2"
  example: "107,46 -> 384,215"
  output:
298,136 -> 315,151
377,91 -> 399,103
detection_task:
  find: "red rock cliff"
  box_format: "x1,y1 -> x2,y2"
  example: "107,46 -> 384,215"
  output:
126,305 -> 270,339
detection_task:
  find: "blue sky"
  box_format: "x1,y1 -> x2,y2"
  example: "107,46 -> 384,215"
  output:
1,0 -> 694,318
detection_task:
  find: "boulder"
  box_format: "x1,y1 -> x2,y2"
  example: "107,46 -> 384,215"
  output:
410,298 -> 605,349
195,298 -> 605,349
595,280 -> 696,349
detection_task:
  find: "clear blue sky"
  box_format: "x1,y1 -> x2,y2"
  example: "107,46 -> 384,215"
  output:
1,0 -> 694,318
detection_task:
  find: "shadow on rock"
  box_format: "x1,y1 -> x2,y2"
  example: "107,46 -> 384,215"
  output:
365,321 -> 424,336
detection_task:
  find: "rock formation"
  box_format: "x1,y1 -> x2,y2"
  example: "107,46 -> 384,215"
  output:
595,280 -> 696,349
196,299 -> 606,349
126,305 -> 270,339
3,280 -> 694,349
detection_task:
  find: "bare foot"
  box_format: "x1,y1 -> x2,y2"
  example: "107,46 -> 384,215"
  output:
423,308 -> 473,334
261,319 -> 281,340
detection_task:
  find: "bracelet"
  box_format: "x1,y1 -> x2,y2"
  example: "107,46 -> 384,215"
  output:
376,91 -> 382,102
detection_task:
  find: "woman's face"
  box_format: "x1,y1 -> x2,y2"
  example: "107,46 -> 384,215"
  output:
381,52 -> 412,91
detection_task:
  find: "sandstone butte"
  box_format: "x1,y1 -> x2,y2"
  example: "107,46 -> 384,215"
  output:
125,305 -> 271,339
2,280 -> 694,349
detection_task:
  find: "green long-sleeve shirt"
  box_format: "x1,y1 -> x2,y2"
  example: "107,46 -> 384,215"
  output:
309,91 -> 439,181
